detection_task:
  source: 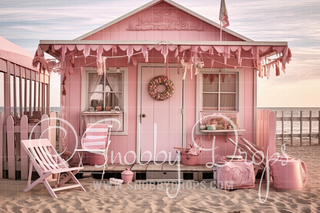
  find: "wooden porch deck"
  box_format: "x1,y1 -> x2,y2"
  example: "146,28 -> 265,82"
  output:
80,163 -> 215,182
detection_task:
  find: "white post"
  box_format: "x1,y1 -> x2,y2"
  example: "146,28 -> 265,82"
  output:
291,111 -> 293,145
309,111 -> 312,145
300,111 -> 303,146
220,21 -> 222,41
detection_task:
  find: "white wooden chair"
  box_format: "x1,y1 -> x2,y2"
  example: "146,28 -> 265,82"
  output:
21,139 -> 86,198
81,123 -> 112,179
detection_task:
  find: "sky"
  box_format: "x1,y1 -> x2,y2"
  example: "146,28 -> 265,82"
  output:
1,0 -> 319,107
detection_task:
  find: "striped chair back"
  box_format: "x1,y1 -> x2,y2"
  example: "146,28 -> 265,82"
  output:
82,124 -> 109,149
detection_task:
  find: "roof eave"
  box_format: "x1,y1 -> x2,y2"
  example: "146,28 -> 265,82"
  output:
40,40 -> 288,46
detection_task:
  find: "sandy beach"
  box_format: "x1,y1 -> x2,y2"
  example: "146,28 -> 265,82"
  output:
1,139 -> 319,213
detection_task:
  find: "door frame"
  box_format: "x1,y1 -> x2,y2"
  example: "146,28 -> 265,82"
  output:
136,63 -> 186,163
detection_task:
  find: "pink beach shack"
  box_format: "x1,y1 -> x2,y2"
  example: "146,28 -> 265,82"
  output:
33,0 -> 291,166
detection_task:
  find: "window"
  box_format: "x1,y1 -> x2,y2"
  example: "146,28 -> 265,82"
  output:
81,67 -> 128,135
196,68 -> 244,134
202,73 -> 238,111
88,72 -> 123,110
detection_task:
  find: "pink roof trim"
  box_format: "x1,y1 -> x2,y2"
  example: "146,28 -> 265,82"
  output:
0,36 -> 35,70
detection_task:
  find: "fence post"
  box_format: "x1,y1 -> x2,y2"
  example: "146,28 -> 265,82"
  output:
309,111 -> 312,146
41,114 -> 49,140
49,112 -> 57,149
7,116 -> 15,180
20,115 -> 28,180
291,111 -> 293,146
300,111 -> 303,146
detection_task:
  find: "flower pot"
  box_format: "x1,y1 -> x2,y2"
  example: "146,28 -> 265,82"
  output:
96,106 -> 102,111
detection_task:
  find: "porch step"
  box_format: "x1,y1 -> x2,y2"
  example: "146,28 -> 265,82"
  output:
78,163 -> 215,181
146,171 -> 182,181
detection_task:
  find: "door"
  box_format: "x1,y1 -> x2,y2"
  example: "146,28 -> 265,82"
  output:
140,66 -> 183,162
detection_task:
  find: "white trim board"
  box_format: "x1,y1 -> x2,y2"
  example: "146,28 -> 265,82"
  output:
40,40 -> 288,46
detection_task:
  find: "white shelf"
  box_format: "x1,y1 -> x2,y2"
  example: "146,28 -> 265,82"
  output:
200,129 -> 246,142
200,129 -> 246,133
82,111 -> 123,115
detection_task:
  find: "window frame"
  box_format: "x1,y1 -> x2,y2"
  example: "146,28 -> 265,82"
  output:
196,68 -> 244,135
81,67 -> 128,135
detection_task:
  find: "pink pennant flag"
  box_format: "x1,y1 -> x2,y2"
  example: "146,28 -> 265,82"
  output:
219,0 -> 230,28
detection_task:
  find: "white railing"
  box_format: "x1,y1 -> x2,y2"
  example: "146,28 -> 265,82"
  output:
275,110 -> 320,146
0,112 -> 57,180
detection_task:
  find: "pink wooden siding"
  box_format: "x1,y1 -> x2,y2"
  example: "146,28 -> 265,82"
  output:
82,2 -> 243,42
65,59 -> 138,164
63,47 -> 256,164
60,1 -> 258,164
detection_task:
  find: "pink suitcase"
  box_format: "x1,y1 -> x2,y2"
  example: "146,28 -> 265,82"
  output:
217,159 -> 255,189
269,153 -> 307,189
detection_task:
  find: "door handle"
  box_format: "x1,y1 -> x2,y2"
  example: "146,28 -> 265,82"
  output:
142,114 -> 146,118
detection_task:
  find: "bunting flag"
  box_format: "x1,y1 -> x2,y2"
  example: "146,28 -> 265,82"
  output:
219,0 -> 230,28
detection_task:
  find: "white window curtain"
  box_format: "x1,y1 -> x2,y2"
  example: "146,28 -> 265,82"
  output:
220,74 -> 236,110
88,74 -> 103,99
106,73 -> 122,104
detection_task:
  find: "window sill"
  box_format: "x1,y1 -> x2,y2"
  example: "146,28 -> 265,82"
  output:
82,111 -> 123,115
200,129 -> 245,133
199,129 -> 246,142
81,111 -> 126,136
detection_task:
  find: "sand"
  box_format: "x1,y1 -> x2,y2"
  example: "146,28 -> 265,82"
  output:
1,139 -> 320,213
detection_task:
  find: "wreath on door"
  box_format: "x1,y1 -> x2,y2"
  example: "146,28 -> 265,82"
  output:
148,75 -> 174,101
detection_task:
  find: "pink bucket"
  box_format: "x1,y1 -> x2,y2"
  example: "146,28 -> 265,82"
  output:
269,154 -> 308,189
181,153 -> 198,166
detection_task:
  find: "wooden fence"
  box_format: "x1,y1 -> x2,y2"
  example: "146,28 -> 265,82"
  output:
275,111 -> 320,146
0,112 -> 57,180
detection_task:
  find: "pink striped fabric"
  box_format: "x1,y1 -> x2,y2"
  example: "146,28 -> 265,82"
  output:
86,124 -> 109,139
82,124 -> 109,149
82,138 -> 106,149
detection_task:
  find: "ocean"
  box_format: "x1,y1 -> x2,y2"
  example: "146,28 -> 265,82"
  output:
1,107 -> 319,135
